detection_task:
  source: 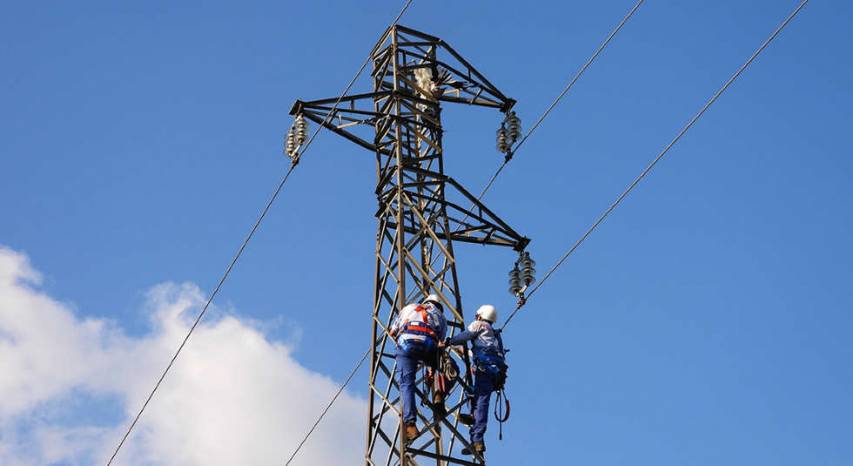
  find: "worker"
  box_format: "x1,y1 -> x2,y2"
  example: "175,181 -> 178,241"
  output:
389,294 -> 448,442
440,304 -> 506,456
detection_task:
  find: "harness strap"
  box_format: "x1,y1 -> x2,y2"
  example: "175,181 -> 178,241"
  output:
401,305 -> 438,340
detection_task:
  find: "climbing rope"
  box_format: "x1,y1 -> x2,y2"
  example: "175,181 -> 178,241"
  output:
494,389 -> 511,441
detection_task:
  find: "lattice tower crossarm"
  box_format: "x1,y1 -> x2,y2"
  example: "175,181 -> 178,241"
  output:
289,25 -> 530,466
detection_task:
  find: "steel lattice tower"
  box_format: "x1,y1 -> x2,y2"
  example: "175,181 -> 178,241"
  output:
289,25 -> 529,466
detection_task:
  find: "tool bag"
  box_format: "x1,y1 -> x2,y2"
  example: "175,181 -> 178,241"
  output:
424,351 -> 460,406
475,327 -> 509,391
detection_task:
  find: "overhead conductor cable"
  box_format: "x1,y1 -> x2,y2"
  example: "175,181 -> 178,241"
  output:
433,0 -> 647,290
502,0 -> 811,329
104,1 -> 416,465
478,0 -> 647,201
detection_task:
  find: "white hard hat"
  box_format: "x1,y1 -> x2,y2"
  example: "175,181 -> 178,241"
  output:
475,304 -> 498,323
424,294 -> 442,307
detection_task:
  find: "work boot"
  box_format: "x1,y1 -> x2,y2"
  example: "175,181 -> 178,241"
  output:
461,441 -> 485,455
458,413 -> 474,426
404,422 -> 418,442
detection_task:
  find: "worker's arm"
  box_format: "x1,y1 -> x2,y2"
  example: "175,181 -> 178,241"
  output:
388,317 -> 403,338
446,327 -> 483,346
438,317 -> 448,341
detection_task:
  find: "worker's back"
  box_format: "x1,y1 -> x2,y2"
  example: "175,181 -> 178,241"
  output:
395,302 -> 447,348
465,319 -> 503,359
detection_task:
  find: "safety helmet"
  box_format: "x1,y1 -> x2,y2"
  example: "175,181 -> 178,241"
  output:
475,304 -> 498,323
424,294 -> 443,309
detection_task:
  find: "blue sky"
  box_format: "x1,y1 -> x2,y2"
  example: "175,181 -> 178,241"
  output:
2,1 -> 852,465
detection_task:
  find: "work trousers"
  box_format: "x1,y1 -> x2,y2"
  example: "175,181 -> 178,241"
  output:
395,346 -> 436,424
471,369 -> 496,443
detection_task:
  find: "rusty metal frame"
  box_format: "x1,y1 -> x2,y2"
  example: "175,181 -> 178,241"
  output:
290,24 -> 528,466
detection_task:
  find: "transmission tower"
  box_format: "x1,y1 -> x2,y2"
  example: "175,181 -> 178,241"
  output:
287,25 -> 531,466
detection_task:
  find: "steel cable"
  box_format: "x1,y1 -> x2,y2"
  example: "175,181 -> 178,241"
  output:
284,349 -> 371,465
502,0 -> 810,330
105,163 -> 298,466
477,0 -> 646,201
437,0 -> 646,290
104,1 -> 414,464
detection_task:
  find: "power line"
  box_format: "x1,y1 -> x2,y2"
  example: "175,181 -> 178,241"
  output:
476,0 -> 646,201
104,1 -> 414,464
501,0 -> 810,330
290,0 -> 414,166
285,349 -> 371,465
280,3 -> 423,461
105,163 -> 298,466
442,0 -> 645,282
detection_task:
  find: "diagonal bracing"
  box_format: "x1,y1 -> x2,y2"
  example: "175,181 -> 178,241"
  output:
290,24 -> 529,466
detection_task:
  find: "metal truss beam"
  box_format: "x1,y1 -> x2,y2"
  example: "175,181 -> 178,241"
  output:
291,24 -> 529,466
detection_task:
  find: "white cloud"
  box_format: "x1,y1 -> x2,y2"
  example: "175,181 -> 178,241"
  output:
0,246 -> 365,466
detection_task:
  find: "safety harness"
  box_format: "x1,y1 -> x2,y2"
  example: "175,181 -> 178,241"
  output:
401,306 -> 438,340
481,327 -> 510,440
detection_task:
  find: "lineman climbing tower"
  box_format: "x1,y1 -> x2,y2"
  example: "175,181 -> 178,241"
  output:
287,25 -> 533,465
